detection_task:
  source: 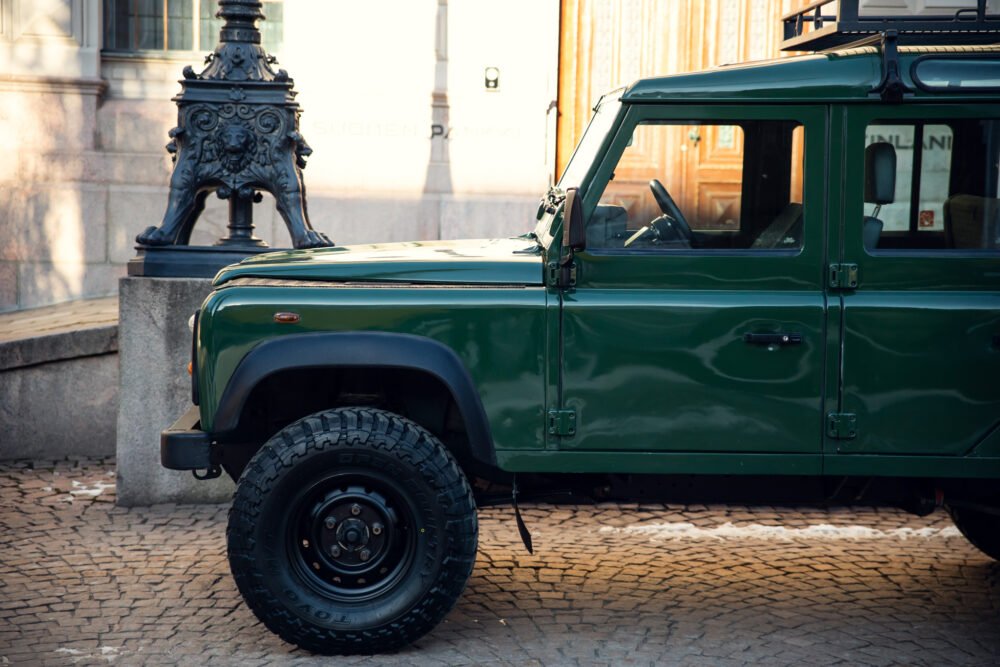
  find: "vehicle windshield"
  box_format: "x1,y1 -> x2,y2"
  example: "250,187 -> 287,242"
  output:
533,94 -> 623,245
558,95 -> 622,189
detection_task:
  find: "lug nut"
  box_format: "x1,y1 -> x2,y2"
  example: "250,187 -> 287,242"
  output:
324,517 -> 336,530
330,545 -> 341,558
372,523 -> 383,536
350,504 -> 362,516
359,549 -> 371,561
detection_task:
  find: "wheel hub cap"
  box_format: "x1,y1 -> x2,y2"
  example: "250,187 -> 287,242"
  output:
336,518 -> 370,551
293,479 -> 413,597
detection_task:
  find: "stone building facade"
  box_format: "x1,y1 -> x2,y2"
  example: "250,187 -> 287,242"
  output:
0,0 -> 976,312
0,0 -> 560,312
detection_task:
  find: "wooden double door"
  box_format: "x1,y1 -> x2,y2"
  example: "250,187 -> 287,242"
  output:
557,0 -> 801,223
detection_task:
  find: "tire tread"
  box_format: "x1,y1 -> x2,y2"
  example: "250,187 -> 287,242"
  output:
227,407 -> 477,654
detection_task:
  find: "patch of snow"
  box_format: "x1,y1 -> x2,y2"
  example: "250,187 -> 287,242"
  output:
54,647 -> 122,664
69,480 -> 115,497
54,648 -> 85,664
598,521 -> 961,542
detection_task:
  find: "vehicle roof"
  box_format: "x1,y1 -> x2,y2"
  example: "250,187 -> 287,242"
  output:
620,44 -> 1000,104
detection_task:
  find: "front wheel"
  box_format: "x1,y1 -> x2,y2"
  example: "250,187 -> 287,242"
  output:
948,504 -> 1000,561
227,408 -> 478,654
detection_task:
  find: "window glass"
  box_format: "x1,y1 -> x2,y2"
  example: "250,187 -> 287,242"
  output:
863,119 -> 1000,252
199,0 -> 219,50
104,0 -> 283,53
589,120 -> 804,251
863,124 -> 953,232
136,0 -> 163,49
168,0 -> 194,50
260,3 -> 284,54
199,1 -> 283,52
558,97 -> 622,190
915,59 -> 1000,90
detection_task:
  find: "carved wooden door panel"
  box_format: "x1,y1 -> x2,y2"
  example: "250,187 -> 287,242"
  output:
557,0 -> 801,229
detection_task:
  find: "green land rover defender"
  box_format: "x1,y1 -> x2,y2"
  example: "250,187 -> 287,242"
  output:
161,5 -> 1000,655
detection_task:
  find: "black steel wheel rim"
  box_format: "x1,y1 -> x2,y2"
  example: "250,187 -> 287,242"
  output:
286,470 -> 418,602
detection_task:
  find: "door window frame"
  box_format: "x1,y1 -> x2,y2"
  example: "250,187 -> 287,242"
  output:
843,104 -> 1000,291
572,104 -> 828,291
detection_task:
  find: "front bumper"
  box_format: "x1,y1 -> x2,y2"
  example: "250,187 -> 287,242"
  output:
161,405 -> 212,471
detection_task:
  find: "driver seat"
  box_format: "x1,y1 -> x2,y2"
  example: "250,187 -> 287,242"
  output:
750,203 -> 803,249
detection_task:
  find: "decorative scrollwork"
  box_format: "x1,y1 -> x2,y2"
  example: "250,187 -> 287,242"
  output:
189,107 -> 218,132
256,109 -> 283,134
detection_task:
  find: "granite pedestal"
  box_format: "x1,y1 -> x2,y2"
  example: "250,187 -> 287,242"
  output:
116,276 -> 234,506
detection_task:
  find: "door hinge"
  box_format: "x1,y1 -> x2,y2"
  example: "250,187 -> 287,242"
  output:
547,409 -> 577,437
546,261 -> 576,288
827,412 -> 857,440
828,263 -> 859,290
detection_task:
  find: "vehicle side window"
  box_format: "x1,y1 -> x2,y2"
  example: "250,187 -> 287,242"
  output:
863,119 -> 1000,252
588,120 -> 804,251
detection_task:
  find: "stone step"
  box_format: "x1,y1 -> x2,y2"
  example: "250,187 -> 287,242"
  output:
0,296 -> 119,461
0,296 -> 118,370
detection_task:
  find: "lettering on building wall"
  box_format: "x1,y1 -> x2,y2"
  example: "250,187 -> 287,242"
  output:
866,133 -> 954,151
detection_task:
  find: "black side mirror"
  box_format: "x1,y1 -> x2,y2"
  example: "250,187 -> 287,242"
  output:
562,187 -> 586,256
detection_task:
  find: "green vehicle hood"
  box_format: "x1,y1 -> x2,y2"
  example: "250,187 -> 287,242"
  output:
213,237 -> 545,286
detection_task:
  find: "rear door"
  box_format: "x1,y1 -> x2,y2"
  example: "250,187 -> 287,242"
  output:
835,103 -> 1000,457
559,104 -> 830,457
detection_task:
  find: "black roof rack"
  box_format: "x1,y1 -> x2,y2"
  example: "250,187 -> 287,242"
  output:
781,0 -> 1000,52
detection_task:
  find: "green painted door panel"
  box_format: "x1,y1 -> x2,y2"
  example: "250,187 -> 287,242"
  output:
557,104 -> 829,456
561,290 -> 825,453
840,293 -> 1000,455
838,104 -> 1000,457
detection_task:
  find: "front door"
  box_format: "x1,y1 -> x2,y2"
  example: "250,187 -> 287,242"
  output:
835,104 -> 1000,457
559,104 -> 829,455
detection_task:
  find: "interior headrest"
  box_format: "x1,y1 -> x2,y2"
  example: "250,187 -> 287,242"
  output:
864,142 -> 896,206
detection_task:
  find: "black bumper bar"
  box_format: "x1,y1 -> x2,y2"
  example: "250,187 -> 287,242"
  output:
161,405 -> 213,471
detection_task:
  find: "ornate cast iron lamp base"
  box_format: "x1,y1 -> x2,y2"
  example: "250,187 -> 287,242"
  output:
131,0 -> 332,277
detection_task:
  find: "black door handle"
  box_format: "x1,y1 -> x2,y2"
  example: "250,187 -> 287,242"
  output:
743,332 -> 802,346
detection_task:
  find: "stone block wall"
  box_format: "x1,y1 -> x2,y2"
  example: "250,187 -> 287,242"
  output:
0,0 -> 560,315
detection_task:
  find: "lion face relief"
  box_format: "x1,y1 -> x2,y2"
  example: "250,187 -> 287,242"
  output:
215,121 -> 256,174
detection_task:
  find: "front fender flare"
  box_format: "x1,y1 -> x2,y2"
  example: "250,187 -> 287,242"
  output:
211,332 -> 497,465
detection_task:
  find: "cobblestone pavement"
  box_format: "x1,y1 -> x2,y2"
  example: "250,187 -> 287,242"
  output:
2,459 -> 999,666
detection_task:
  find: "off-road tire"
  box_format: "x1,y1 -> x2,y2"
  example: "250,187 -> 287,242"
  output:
227,408 -> 478,654
948,505 -> 1000,562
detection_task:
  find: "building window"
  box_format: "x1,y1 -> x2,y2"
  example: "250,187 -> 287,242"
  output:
103,0 -> 284,53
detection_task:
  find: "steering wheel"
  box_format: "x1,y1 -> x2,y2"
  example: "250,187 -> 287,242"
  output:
649,179 -> 691,240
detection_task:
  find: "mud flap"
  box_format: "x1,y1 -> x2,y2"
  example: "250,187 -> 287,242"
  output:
512,475 -> 533,554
